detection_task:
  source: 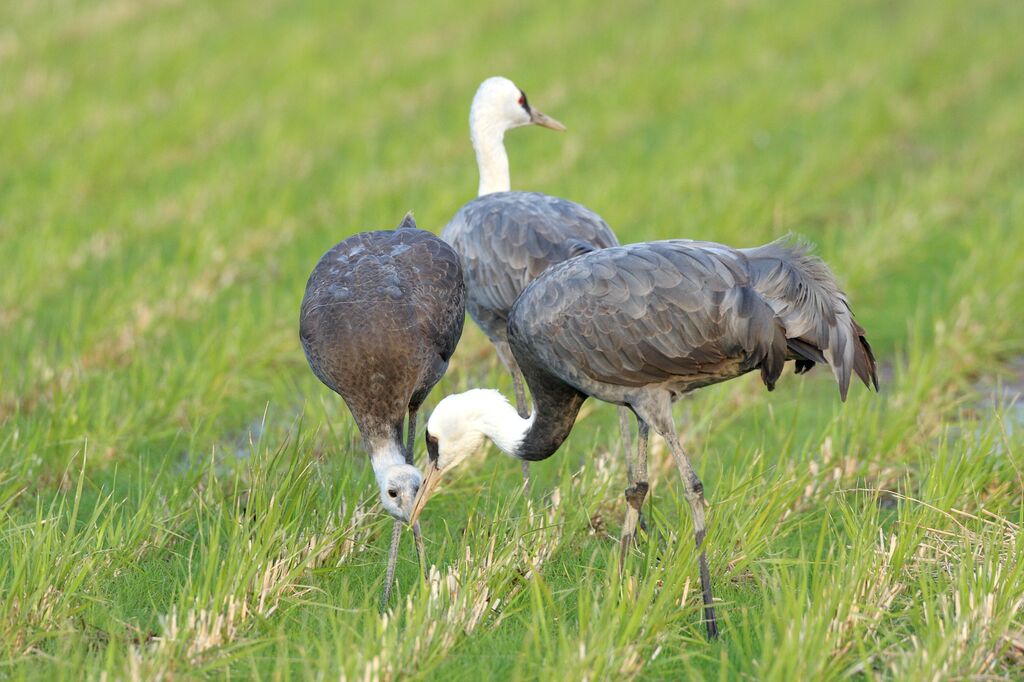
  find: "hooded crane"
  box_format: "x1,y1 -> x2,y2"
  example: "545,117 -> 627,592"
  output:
441,76 -> 632,484
299,214 -> 465,609
411,238 -> 878,639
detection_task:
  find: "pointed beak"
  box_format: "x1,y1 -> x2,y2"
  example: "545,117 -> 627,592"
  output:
408,462 -> 443,525
530,108 -> 566,132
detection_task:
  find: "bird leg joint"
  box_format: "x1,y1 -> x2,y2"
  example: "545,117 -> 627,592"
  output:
688,477 -> 704,498
624,482 -> 649,511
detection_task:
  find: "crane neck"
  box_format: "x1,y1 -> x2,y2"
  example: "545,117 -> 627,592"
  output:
475,401 -> 533,457
369,440 -> 406,483
473,374 -> 587,462
471,117 -> 511,196
512,372 -> 588,461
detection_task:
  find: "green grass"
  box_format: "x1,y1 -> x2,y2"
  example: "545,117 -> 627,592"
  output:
2,0 -> 1023,678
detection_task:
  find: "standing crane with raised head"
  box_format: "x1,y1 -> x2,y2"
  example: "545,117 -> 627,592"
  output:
441,76 -> 633,485
410,237 -> 878,639
299,214 -> 465,608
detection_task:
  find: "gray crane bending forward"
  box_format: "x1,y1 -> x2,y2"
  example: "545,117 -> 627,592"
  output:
412,238 -> 878,639
441,76 -> 630,484
299,214 -> 465,609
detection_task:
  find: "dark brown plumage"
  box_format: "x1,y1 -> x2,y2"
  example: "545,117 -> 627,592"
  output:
301,220 -> 465,455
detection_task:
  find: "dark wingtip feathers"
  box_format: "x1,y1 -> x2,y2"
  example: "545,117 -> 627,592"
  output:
838,329 -> 879,402
760,321 -> 788,393
397,212 -> 417,230
855,333 -> 880,392
744,237 -> 879,401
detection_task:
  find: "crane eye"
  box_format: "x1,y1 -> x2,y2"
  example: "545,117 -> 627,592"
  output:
518,90 -> 530,112
387,488 -> 398,498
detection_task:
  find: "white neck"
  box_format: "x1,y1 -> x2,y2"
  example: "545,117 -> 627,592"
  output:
475,392 -> 533,456
471,115 -> 511,196
369,441 -> 405,483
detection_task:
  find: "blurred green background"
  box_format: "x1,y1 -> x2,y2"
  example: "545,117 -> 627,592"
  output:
1,0 -> 1022,679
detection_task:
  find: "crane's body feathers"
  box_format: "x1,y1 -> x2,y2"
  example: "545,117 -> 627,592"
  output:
507,238 -> 878,461
442,191 -> 618,349
300,227 -> 465,455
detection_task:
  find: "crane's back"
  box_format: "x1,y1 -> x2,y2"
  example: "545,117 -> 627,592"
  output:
299,227 -> 465,437
442,191 -> 618,342
509,239 -> 876,405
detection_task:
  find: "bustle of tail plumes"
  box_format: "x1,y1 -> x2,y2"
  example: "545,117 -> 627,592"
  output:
741,237 -> 879,401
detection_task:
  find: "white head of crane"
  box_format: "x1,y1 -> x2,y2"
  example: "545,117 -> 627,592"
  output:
371,442 -> 424,522
469,76 -> 566,197
409,389 -> 532,522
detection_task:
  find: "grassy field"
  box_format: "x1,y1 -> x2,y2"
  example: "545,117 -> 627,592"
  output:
2,0 -> 1023,678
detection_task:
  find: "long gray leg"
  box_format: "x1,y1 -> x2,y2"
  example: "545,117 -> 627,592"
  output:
614,405 -> 647,532
638,397 -> 718,640
617,406 -> 633,465
616,406 -> 645,532
619,415 -> 649,573
406,407 -> 426,575
381,406 -> 431,611
493,340 -> 531,487
663,430 -> 718,639
380,519 -> 402,611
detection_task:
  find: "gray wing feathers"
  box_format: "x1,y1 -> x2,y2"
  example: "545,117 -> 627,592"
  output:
443,192 -> 618,343
511,239 -> 875,401
512,242 -> 788,391
741,238 -> 878,400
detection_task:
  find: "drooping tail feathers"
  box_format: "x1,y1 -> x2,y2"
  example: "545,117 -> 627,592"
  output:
741,237 -> 878,400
